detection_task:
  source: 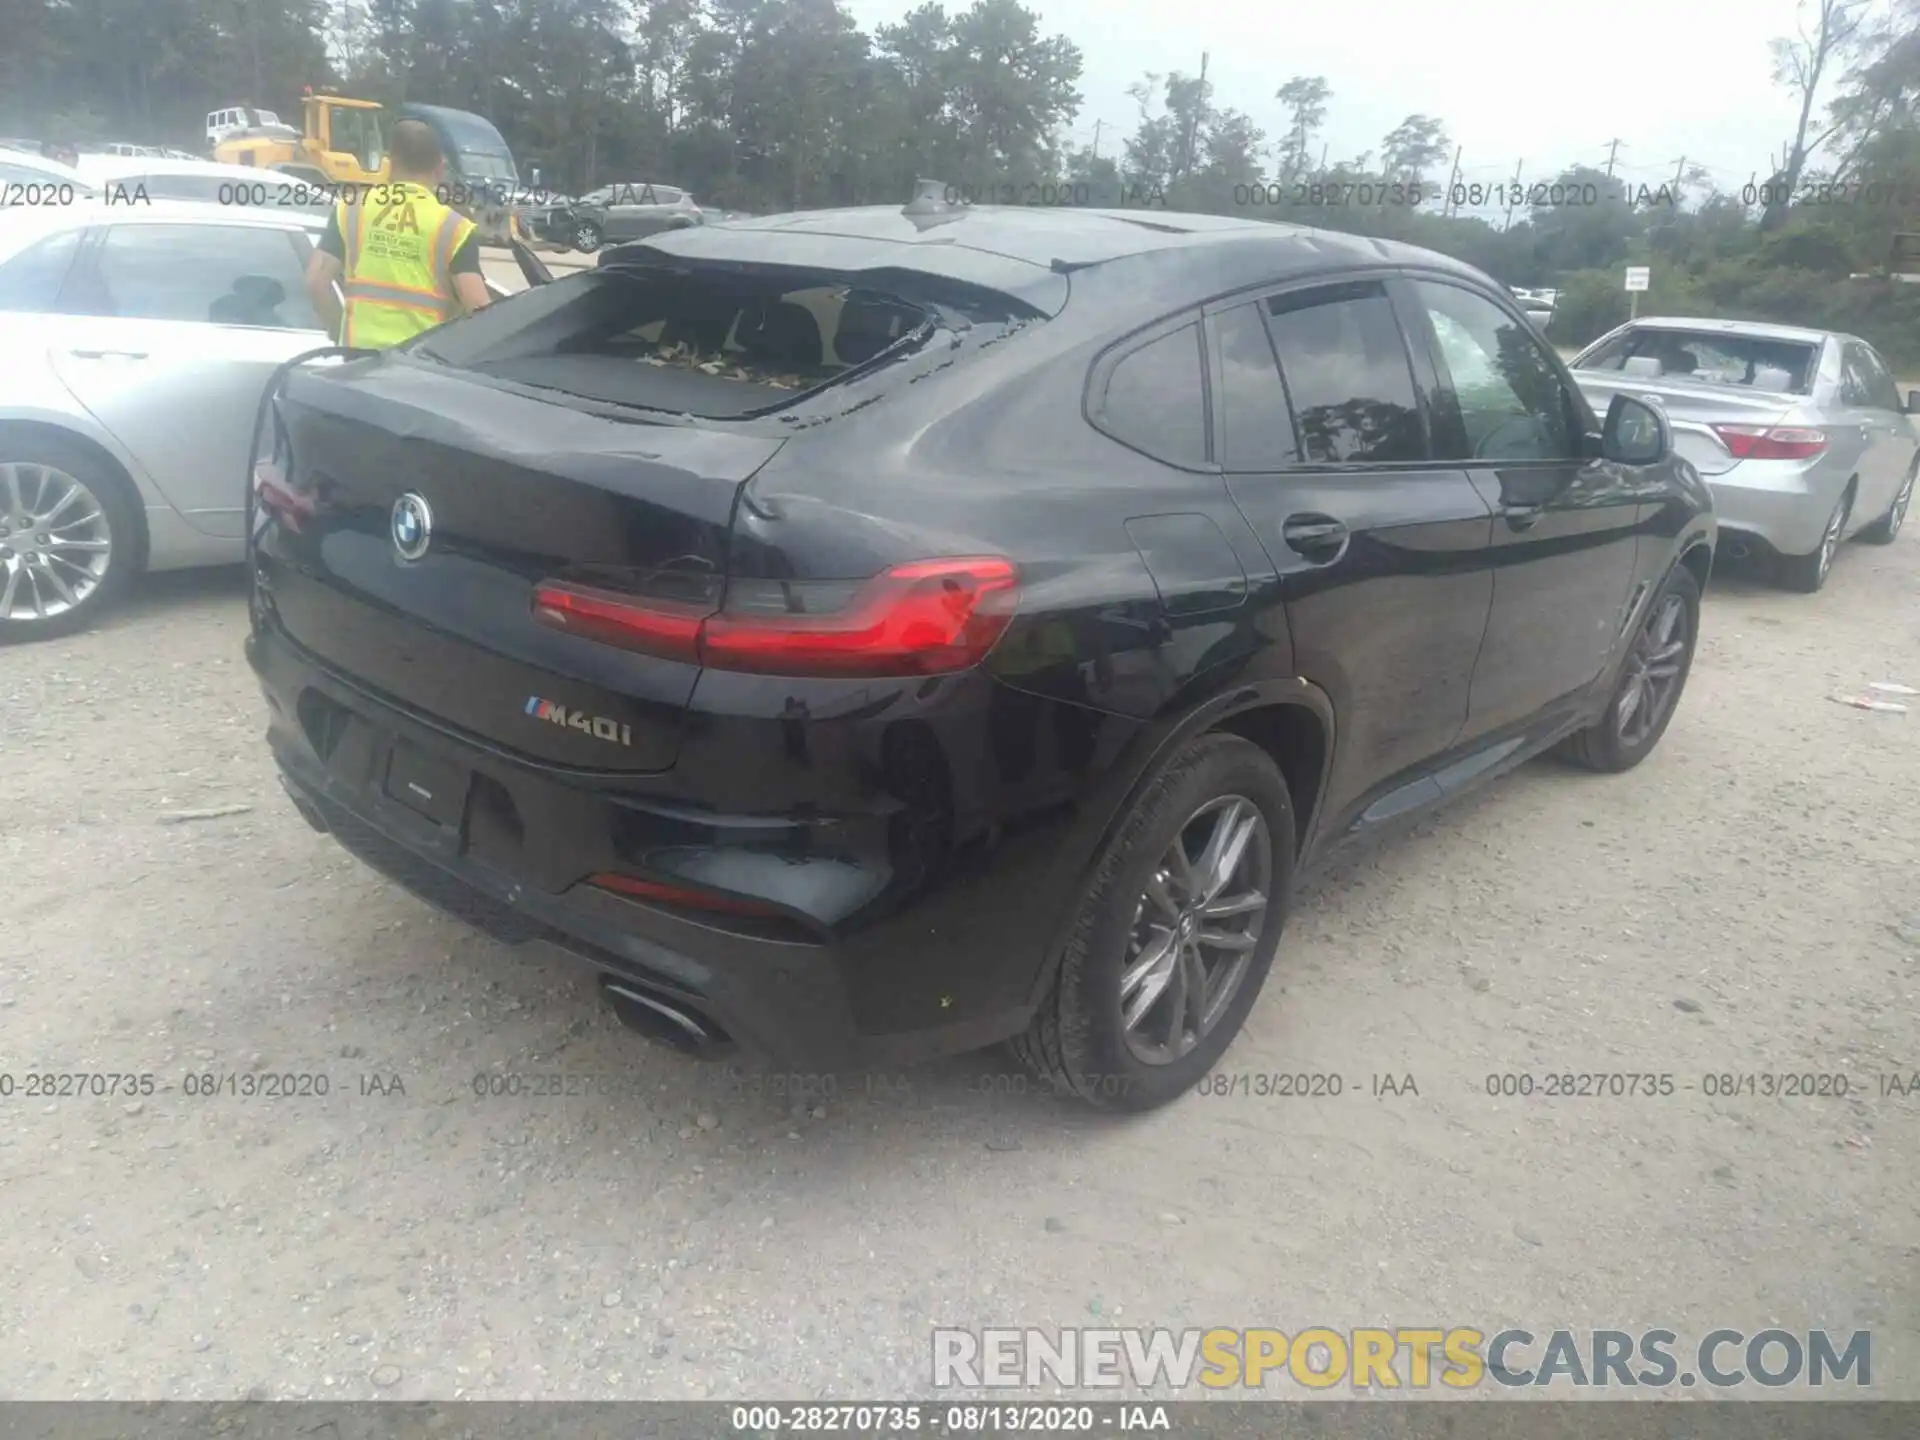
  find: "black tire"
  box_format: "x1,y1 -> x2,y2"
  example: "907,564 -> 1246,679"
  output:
1859,460 -> 1916,544
1779,488 -> 1852,592
0,433 -> 141,643
1011,732 -> 1296,1113
1559,563 -> 1700,773
571,219 -> 603,253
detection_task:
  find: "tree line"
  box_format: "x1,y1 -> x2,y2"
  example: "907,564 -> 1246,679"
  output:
9,0 -> 1920,364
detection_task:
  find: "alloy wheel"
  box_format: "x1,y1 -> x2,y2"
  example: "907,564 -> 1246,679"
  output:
1119,795 -> 1271,1066
1614,592 -> 1690,747
1817,496 -> 1847,582
1891,471 -> 1915,538
0,462 -> 114,622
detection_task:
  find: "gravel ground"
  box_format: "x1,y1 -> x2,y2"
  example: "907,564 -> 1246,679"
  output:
3,493 -> 1919,1402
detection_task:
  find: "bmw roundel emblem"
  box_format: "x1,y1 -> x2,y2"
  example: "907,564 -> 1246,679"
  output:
391,492 -> 432,561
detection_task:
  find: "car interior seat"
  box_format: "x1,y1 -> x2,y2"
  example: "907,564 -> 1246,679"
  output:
737,301 -> 824,370
833,299 -> 903,366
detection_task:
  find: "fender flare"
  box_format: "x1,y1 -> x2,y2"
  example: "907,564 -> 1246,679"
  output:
1022,673 -> 1337,1011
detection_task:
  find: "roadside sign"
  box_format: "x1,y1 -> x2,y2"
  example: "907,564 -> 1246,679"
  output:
1624,266 -> 1651,292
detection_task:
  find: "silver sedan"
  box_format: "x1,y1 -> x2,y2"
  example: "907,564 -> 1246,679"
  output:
1570,317 -> 1918,591
0,201 -> 518,638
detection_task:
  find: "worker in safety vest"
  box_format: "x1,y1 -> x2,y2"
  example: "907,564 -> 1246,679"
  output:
303,119 -> 491,348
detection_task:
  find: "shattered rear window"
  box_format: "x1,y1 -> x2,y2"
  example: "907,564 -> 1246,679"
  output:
413,268 -> 950,417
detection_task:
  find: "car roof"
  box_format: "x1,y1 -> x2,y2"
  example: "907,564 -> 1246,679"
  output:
73,154 -> 289,183
629,202 -> 1481,310
0,198 -> 324,249
1618,316 -> 1835,345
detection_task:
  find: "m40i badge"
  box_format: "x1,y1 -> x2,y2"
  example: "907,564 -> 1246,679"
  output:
525,696 -> 633,747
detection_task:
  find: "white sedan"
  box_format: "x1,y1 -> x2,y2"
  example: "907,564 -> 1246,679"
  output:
71,154 -> 333,212
0,146 -> 97,198
0,201 -> 531,637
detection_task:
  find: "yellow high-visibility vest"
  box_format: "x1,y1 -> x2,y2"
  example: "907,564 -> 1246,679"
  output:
335,181 -> 476,349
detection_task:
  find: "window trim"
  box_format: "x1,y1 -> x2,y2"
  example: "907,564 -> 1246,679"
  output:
1205,300 -> 1304,472
1201,273 -> 1437,473
1397,272 -> 1592,468
1084,308 -> 1218,473
65,219 -> 326,333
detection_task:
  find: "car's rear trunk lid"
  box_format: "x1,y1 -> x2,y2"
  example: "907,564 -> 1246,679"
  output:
259,358 -> 783,773
1572,372 -> 1803,476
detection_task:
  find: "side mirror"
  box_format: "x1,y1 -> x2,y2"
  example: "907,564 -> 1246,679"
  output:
1602,393 -> 1669,465
1906,389 -> 1919,414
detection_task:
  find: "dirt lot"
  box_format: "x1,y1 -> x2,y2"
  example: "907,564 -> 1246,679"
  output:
4,495 -> 1920,1397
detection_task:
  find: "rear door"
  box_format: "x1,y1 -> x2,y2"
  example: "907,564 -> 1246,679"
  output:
1205,277 -> 1495,830
1402,275 -> 1642,739
1842,340 -> 1914,525
47,218 -> 329,538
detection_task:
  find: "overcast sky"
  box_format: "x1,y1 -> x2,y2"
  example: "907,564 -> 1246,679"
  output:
840,0 -> 1819,198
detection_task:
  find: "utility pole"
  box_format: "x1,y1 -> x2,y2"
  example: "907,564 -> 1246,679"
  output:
1091,118 -> 1103,162
1441,144 -> 1463,217
1670,154 -> 1687,209
1502,156 -> 1523,230
1177,51 -> 1209,184
1604,138 -> 1622,180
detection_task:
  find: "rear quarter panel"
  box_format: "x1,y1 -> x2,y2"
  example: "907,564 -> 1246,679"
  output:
707,256 -> 1307,1031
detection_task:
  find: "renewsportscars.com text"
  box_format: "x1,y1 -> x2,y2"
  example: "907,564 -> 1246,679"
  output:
931,1326 -> 1871,1390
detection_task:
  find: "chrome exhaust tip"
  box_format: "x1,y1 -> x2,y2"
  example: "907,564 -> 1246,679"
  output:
600,977 -> 731,1060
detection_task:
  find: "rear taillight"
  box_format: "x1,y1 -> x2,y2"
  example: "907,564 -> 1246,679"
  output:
251,458 -> 313,530
530,580 -> 706,663
531,557 -> 1019,677
1710,424 -> 1829,461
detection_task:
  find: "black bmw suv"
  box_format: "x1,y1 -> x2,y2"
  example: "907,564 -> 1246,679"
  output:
246,196 -> 1714,1111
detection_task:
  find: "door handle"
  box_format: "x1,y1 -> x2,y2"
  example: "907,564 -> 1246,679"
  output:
1502,504 -> 1543,531
68,349 -> 148,361
1280,513 -> 1349,561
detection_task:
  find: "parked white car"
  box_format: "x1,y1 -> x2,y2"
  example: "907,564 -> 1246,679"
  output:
0,147 -> 97,200
71,154 -> 331,211
0,201 -> 526,636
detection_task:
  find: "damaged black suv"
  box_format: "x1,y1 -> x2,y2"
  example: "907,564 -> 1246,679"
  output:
247,191 -> 1713,1111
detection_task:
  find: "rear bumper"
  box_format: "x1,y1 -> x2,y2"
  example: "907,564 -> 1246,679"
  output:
247,622 -> 1088,1072
1706,457 -> 1850,557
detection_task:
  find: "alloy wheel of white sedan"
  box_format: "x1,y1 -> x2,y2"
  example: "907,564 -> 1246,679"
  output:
0,455 -> 129,639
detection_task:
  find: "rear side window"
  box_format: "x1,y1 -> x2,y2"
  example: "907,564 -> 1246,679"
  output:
1094,323 -> 1208,467
1844,342 -> 1900,411
1214,303 -> 1300,469
0,227 -> 81,312
1264,282 -> 1426,464
1860,346 -> 1902,411
75,223 -> 320,330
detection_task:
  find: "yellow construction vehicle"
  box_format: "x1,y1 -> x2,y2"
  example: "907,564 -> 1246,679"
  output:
212,87 -> 529,243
